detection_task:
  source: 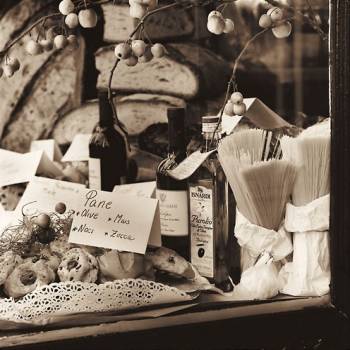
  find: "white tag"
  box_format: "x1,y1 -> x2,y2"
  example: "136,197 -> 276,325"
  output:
221,115 -> 242,135
62,134 -> 91,162
167,149 -> 216,181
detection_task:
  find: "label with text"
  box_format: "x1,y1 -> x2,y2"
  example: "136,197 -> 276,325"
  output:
156,189 -> 189,237
189,184 -> 214,278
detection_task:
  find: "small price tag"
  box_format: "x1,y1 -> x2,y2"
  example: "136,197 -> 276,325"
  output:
69,189 -> 161,254
166,149 -> 216,181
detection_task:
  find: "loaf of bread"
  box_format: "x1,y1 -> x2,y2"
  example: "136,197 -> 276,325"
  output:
96,43 -> 231,100
1,38 -> 85,152
0,0 -> 57,138
52,92 -> 224,148
102,3 -> 209,43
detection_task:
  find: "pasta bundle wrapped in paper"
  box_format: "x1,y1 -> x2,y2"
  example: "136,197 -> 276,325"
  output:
218,129 -> 297,299
279,120 -> 331,296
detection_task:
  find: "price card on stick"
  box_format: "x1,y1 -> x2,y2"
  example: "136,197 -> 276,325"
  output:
69,189 -> 161,254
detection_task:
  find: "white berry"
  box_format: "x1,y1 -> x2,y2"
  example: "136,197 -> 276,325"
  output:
131,40 -> 146,57
26,40 -> 43,55
65,13 -> 79,29
151,43 -> 165,58
114,43 -> 132,59
223,19 -> 234,33
233,103 -> 247,116
230,92 -> 244,104
59,0 -> 74,15
54,35 -> 68,49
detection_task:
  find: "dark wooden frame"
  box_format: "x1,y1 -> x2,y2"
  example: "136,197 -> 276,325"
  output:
1,1 -> 350,349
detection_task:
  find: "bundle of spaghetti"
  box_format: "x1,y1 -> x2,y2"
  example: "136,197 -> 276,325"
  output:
218,129 -> 296,274
279,122 -> 331,296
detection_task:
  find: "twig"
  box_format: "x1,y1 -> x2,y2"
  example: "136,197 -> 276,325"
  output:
211,28 -> 270,145
0,0 -> 112,59
106,2 -> 181,133
264,0 -> 327,40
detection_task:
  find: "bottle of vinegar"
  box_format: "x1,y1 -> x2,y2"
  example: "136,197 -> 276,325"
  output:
189,116 -> 233,292
156,108 -> 189,260
89,90 -> 128,191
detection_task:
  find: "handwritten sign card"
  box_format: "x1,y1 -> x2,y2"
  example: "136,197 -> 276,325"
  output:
14,177 -> 85,218
113,181 -> 156,198
69,189 -> 161,254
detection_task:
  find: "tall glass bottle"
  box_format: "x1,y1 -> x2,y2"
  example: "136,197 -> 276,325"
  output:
189,116 -> 233,291
156,108 -> 189,260
89,90 -> 128,191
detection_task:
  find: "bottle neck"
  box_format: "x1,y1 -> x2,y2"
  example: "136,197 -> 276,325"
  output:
98,94 -> 114,128
168,110 -> 186,158
202,131 -> 221,152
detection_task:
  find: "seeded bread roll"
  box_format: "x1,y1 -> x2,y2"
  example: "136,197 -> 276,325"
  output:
96,43 -> 231,100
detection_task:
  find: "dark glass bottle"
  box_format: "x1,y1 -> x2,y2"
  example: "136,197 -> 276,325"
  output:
156,108 -> 189,260
89,90 -> 128,191
188,116 -> 233,292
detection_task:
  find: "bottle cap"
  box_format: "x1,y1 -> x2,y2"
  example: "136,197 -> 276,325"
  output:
202,116 -> 221,133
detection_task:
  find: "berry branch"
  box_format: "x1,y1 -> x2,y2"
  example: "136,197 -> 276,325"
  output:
0,0 -> 328,144
106,2 -> 181,131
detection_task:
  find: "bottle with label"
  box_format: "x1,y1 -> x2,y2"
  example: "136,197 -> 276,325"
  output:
156,108 -> 189,260
189,116 -> 233,292
89,90 -> 128,191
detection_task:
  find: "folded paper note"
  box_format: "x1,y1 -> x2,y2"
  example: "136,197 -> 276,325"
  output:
30,139 -> 63,162
243,98 -> 290,129
69,189 -> 161,254
0,149 -> 63,188
62,134 -> 91,162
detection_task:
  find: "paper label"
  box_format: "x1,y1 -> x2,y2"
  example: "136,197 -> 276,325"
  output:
189,184 -> 214,278
69,189 -> 161,254
167,150 -> 216,181
156,189 -> 189,237
114,181 -> 156,198
88,158 -> 101,190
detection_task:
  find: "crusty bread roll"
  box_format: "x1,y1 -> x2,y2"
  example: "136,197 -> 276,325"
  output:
98,250 -> 146,282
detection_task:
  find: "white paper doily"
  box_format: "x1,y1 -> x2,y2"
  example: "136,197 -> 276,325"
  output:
0,279 -> 192,325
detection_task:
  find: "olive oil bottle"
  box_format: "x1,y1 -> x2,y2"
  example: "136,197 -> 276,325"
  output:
189,116 -> 233,291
